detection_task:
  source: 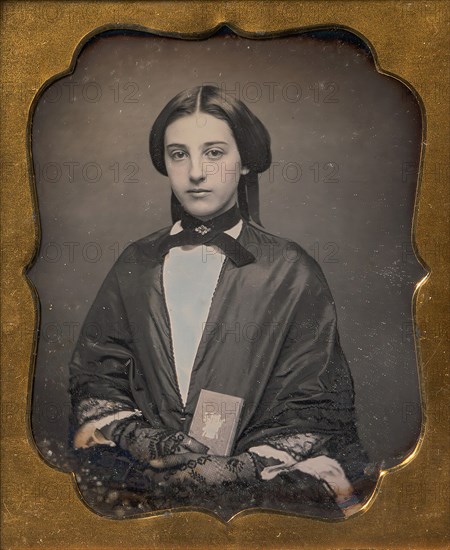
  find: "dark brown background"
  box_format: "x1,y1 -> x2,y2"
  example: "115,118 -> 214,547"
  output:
28,28 -> 424,469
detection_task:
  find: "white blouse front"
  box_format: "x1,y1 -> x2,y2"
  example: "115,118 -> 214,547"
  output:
163,219 -> 243,406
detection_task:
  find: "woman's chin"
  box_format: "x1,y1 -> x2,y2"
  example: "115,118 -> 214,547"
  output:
181,202 -> 221,220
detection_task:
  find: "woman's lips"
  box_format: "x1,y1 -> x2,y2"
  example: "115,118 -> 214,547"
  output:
187,189 -> 211,197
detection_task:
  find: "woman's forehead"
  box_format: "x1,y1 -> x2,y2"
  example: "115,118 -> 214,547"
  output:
164,113 -> 235,146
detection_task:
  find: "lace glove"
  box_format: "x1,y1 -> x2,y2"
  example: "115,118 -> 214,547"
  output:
98,418 -> 209,464
145,433 -> 331,490
147,451 -> 260,489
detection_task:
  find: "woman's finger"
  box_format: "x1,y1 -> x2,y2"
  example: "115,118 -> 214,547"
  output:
149,452 -> 200,470
181,435 -> 209,454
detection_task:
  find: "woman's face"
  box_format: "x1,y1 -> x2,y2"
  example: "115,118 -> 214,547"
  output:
164,113 -> 248,220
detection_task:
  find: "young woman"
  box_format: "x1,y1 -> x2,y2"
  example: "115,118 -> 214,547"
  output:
69,85 -> 375,519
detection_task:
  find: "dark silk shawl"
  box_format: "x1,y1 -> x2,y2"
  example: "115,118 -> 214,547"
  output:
69,221 -> 367,483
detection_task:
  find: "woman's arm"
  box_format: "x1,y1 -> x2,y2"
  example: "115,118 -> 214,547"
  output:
69,254 -> 141,448
233,254 -> 372,483
69,250 -> 207,458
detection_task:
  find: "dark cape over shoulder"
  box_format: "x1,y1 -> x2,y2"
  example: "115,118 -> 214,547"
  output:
69,221 -> 376,519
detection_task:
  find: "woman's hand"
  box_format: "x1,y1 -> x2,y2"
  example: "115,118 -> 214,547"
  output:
293,456 -> 354,502
249,445 -> 357,512
98,419 -> 209,463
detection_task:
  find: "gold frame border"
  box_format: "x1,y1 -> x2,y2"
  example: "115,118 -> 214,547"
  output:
25,16 -> 428,526
1,1 -> 448,548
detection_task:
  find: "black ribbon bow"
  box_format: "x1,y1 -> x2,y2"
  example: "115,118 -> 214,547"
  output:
158,204 -> 256,267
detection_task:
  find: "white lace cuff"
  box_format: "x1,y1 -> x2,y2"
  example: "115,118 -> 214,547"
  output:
73,410 -> 142,449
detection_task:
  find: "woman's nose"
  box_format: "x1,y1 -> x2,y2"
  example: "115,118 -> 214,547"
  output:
189,157 -> 206,184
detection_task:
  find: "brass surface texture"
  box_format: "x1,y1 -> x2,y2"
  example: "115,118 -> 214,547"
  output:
0,1 -> 448,548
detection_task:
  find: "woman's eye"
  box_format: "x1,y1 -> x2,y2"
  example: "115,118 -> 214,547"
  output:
206,149 -> 224,159
170,151 -> 187,160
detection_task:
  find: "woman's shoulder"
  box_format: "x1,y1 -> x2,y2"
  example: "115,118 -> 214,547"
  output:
130,225 -> 172,247
244,220 -> 303,247
244,222 -> 335,301
243,221 -> 325,276
114,225 -> 172,265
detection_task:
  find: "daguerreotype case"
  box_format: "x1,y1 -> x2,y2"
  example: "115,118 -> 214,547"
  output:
1,1 -> 448,549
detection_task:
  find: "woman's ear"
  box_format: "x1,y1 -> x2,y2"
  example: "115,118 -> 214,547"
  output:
241,166 -> 250,175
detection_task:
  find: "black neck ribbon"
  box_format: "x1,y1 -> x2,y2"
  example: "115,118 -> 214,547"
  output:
158,204 -> 255,267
